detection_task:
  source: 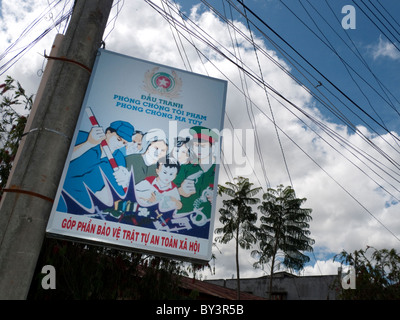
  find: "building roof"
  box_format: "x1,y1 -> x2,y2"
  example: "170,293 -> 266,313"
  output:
203,271 -> 340,300
179,276 -> 266,300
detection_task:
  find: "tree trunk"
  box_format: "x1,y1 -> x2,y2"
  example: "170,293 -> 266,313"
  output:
268,240 -> 279,300
236,227 -> 240,300
269,254 -> 275,299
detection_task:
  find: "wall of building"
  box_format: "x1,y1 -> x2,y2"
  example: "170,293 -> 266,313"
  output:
205,272 -> 340,300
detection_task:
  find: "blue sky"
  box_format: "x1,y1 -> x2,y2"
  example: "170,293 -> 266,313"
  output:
178,0 -> 400,134
1,0 -> 400,279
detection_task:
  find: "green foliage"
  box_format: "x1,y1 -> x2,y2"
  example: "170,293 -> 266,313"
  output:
334,246 -> 400,300
0,76 -> 33,198
215,176 -> 262,248
28,238 -> 187,300
215,176 -> 262,298
0,77 -> 195,300
252,185 -> 314,272
250,184 -> 314,299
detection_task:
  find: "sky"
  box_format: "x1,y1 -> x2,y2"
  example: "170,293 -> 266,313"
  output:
1,0 -> 400,281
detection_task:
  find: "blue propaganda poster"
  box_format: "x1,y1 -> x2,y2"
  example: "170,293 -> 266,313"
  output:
46,49 -> 227,262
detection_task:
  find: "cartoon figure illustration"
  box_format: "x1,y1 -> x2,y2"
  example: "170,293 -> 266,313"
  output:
170,131 -> 191,165
57,109 -> 135,212
174,126 -> 218,227
124,130 -> 144,155
46,50 -> 228,258
117,128 -> 168,185
135,156 -> 182,212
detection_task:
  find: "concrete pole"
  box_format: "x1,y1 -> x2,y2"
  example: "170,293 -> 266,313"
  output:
0,0 -> 113,299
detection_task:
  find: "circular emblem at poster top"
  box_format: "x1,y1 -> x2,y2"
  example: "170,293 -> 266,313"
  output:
151,72 -> 175,93
143,67 -> 182,99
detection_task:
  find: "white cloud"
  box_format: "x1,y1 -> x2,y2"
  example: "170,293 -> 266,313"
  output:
0,0 -> 73,95
1,0 -> 399,281
370,35 -> 400,60
302,260 -> 342,276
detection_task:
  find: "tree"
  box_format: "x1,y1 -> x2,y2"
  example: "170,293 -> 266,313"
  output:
252,184 -> 314,299
0,77 -> 200,299
215,176 -> 262,299
28,238 -> 187,299
0,76 -> 33,199
334,246 -> 400,300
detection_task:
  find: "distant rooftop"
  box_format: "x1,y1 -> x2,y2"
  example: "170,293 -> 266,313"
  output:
204,271 -> 340,300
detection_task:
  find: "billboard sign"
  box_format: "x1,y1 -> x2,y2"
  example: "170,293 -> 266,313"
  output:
46,49 -> 227,263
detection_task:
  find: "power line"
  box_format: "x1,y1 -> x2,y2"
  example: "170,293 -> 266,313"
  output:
302,0 -> 400,127
324,0 -> 400,121
0,0 -> 74,76
376,0 -> 400,33
145,0 -> 400,243
152,0 -> 400,189
2,0 -> 399,244
288,0 -> 400,153
236,0 -> 400,145
241,1 -> 293,188
103,0 -> 125,42
227,0 -> 400,172
277,0 -> 400,154
354,0 -> 400,53
201,0 -> 400,183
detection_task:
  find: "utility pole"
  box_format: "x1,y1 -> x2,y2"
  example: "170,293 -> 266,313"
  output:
0,0 -> 113,299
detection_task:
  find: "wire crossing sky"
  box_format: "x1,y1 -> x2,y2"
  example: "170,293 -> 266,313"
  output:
0,0 -> 399,278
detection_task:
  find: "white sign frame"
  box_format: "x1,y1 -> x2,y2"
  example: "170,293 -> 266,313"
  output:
46,49 -> 227,263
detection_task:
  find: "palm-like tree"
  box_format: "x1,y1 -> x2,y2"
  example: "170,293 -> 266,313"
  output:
252,184 -> 314,299
215,176 -> 262,299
